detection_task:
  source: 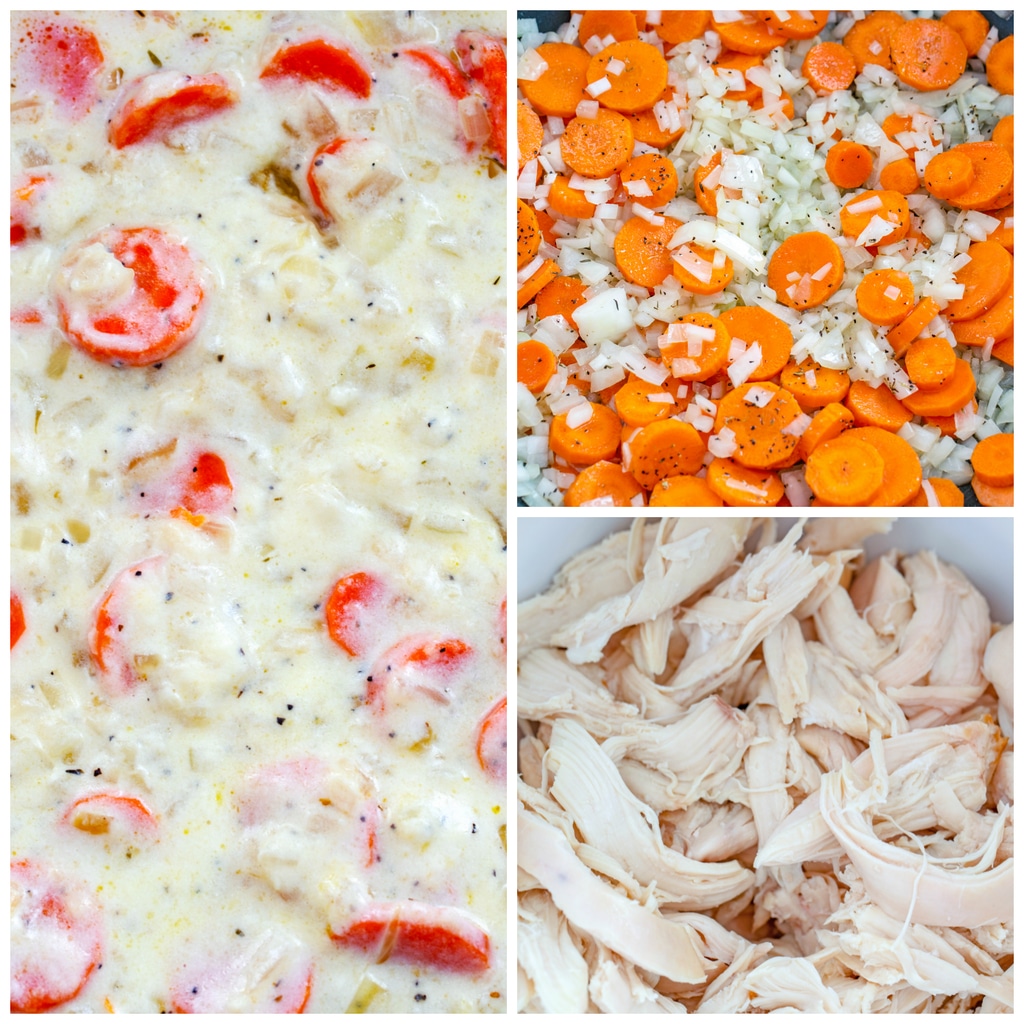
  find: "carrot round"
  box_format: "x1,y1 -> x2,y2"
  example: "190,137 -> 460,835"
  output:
672,243 -> 734,295
802,42 -> 857,94
547,174 -> 597,219
535,275 -> 588,329
713,381 -> 803,469
942,143 -> 1014,211
923,149 -> 975,199
971,477 -> 1014,506
563,460 -> 645,507
878,158 -> 919,195
905,336 -> 956,390
780,359 -> 851,408
943,240 -> 1012,321
985,204 -> 1013,252
940,11 -> 990,58
712,12 -> 784,56
890,18 -> 968,92
991,336 -> 1013,366
970,432 -> 1014,487
549,402 -> 621,465
950,285 -> 1013,347
517,199 -> 540,270
844,380 -> 913,432
586,40 -> 668,114
577,10 -> 639,46
705,458 -> 784,506
660,312 -> 730,381
648,474 -> 724,507
654,11 -> 711,46
715,51 -> 763,103
626,419 -> 706,489
885,296 -> 940,358
516,340 -> 556,394
693,151 -> 726,216
796,402 -> 855,460
622,87 -> 685,148
517,100 -> 543,172
902,358 -> 977,417
767,231 -> 845,310
517,258 -> 560,309
518,42 -> 590,118
805,434 -> 885,505
839,190 -> 910,246
718,306 -> 794,381
614,215 -> 681,288
992,115 -> 1013,156
843,426 -> 923,506
906,477 -> 966,507
615,379 -> 676,427
620,152 -> 678,209
762,11 -> 829,41
559,107 -> 634,178
825,140 -> 873,189
925,399 -> 977,437
856,268 -> 915,326
986,35 -> 1014,95
842,11 -> 904,72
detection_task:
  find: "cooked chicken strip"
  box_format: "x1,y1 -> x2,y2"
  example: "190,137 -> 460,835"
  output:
983,624 -> 1013,718
813,584 -> 898,674
762,615 -> 808,724
799,517 -> 894,554
518,891 -> 590,1014
588,947 -> 690,1013
552,518 -> 751,664
849,550 -> 913,639
518,804 -> 708,984
662,802 -> 757,863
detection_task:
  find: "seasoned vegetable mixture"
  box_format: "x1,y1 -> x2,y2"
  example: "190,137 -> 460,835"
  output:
516,11 -> 1014,507
11,10 -> 507,1013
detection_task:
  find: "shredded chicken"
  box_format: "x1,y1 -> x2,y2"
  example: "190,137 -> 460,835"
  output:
518,518 -> 1013,1014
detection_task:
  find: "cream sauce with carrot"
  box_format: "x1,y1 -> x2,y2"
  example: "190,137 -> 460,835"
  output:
11,9 -> 507,1013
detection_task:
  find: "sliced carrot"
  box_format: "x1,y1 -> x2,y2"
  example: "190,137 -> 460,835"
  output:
924,148 -> 975,200
796,402 -> 855,460
517,258 -> 559,309
517,99 -> 543,171
825,140 -> 873,189
986,34 -> 1014,95
11,592 -> 25,649
713,381 -> 803,469
659,312 -> 730,381
718,305 -> 794,381
475,695 -> 507,781
535,275 -> 588,329
715,51 -> 763,103
751,90 -> 796,120
535,206 -> 557,245
885,296 -> 940,358
712,12 -> 784,56
672,243 -> 734,295
518,42 -> 591,118
805,434 -> 885,505
856,268 -> 915,326
881,112 -> 918,154
878,157 -> 919,195
839,189 -> 910,246
516,340 -> 556,394
705,457 -> 784,506
654,11 -> 711,46
586,40 -> 668,114
621,87 -> 685,147
991,336 -> 1013,365
325,571 -> 388,658
578,10 -> 639,46
260,39 -> 372,97
906,477 -> 966,506
924,399 -> 977,436
767,231 -> 845,310
950,286 -> 1013,347
802,42 -> 857,94
780,359 -> 851,408
517,198 -> 540,270
563,460 -> 645,506
940,11 -> 990,58
626,419 -> 706,489
905,336 -> 956,390
615,379 -> 676,427
693,151 -> 727,216
614,215 -> 682,288
902,357 -> 977,417
890,18 -> 968,92
943,142 -> 1014,211
648,474 -> 724,507
559,107 -> 634,177
842,11 -> 905,72
985,204 -> 1013,251
620,152 -> 678,209
547,174 -> 597,219
970,432 -> 1014,487
844,380 -> 913,432
943,240 -> 1012,321
971,477 -> 1013,506
549,402 -> 621,465
992,115 -> 1014,157
843,426 -> 923,506
762,11 -> 829,41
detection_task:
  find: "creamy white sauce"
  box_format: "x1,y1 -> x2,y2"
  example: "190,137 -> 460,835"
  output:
11,9 -> 506,1013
